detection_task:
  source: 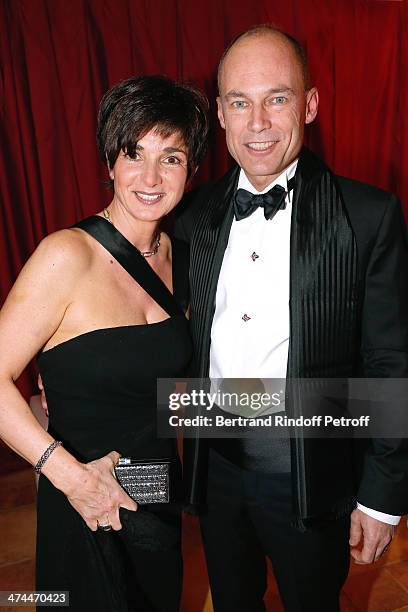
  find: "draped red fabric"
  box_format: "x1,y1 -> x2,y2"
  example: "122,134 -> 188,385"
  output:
0,0 -> 407,397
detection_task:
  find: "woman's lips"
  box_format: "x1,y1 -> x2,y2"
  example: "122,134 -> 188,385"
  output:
133,191 -> 165,204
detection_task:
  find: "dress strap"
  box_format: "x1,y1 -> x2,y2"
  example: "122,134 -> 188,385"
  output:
74,216 -> 182,318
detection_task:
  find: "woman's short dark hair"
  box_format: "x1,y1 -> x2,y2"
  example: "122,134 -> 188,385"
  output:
97,75 -> 209,180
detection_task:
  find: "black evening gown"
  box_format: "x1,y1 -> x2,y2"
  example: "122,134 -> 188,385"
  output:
36,218 -> 191,612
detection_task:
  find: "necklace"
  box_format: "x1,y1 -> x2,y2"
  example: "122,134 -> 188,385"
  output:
102,208 -> 161,257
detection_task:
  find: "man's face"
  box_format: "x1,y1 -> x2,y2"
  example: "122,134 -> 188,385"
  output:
217,34 -> 319,191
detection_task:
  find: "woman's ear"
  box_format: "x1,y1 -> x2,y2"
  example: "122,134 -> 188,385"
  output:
106,154 -> 114,180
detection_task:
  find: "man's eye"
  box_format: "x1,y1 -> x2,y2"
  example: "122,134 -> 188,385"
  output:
273,96 -> 287,104
231,101 -> 248,109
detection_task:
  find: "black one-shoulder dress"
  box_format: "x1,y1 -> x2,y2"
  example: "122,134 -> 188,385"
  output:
36,218 -> 191,612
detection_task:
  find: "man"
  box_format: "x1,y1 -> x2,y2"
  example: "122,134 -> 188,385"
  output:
176,25 -> 408,611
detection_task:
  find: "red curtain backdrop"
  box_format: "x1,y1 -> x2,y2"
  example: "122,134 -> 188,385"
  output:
1,0 -> 407,396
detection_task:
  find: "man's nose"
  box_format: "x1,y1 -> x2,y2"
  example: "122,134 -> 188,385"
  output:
247,105 -> 272,132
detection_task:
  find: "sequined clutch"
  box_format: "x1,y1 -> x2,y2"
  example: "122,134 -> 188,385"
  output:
115,458 -> 171,505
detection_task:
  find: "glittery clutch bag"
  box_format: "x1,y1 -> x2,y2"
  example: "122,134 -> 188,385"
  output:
115,458 -> 171,505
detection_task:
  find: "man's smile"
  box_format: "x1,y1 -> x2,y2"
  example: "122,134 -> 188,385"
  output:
245,140 -> 279,152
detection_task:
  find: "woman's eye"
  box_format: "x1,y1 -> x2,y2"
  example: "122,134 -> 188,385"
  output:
124,152 -> 140,161
164,156 -> 181,165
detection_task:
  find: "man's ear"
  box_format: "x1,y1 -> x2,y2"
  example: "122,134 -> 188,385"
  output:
305,87 -> 319,125
216,97 -> 226,130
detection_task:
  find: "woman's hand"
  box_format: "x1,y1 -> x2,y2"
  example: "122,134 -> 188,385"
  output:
63,451 -> 138,531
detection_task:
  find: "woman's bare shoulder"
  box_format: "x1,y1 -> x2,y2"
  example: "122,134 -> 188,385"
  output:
32,227 -> 95,274
10,228 -> 97,300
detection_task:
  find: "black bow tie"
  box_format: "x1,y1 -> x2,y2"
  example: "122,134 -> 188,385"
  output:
233,177 -> 295,221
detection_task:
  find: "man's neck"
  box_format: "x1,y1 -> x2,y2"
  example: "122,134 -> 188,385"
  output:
239,158 -> 298,194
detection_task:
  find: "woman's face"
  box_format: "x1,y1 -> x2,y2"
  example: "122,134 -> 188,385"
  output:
109,128 -> 189,223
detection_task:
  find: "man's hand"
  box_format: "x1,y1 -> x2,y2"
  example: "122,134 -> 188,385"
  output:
37,373 -> 48,417
349,508 -> 396,564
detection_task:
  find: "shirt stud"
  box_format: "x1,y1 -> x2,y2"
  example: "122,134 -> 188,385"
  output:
242,314 -> 251,322
251,252 -> 259,261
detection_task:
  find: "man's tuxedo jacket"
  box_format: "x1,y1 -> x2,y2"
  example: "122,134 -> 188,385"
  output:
175,148 -> 408,523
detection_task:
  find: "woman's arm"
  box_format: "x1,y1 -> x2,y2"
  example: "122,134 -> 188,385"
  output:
0,230 -> 137,529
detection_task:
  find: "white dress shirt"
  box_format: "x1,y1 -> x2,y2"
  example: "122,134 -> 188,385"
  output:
209,160 -> 400,526
210,161 -> 296,380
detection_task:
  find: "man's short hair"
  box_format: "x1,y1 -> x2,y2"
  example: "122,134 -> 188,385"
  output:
217,24 -> 311,92
97,75 -> 209,180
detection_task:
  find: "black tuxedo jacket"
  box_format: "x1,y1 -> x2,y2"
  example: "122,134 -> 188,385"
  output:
175,148 -> 408,522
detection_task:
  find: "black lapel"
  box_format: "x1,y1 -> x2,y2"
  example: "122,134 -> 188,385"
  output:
287,148 -> 359,519
190,165 -> 239,376
288,147 -> 358,379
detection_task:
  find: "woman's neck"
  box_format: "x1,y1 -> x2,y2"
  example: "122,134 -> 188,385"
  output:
103,203 -> 161,253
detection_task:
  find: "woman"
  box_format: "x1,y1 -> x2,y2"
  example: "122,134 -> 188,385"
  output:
0,75 -> 208,611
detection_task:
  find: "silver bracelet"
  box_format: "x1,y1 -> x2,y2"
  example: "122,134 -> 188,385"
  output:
34,440 -> 63,474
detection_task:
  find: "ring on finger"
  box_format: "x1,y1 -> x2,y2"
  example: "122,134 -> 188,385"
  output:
97,518 -> 112,532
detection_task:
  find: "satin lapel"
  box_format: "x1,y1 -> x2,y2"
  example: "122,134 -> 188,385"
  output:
288,148 -> 358,379
190,166 -> 239,376
287,148 -> 358,519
